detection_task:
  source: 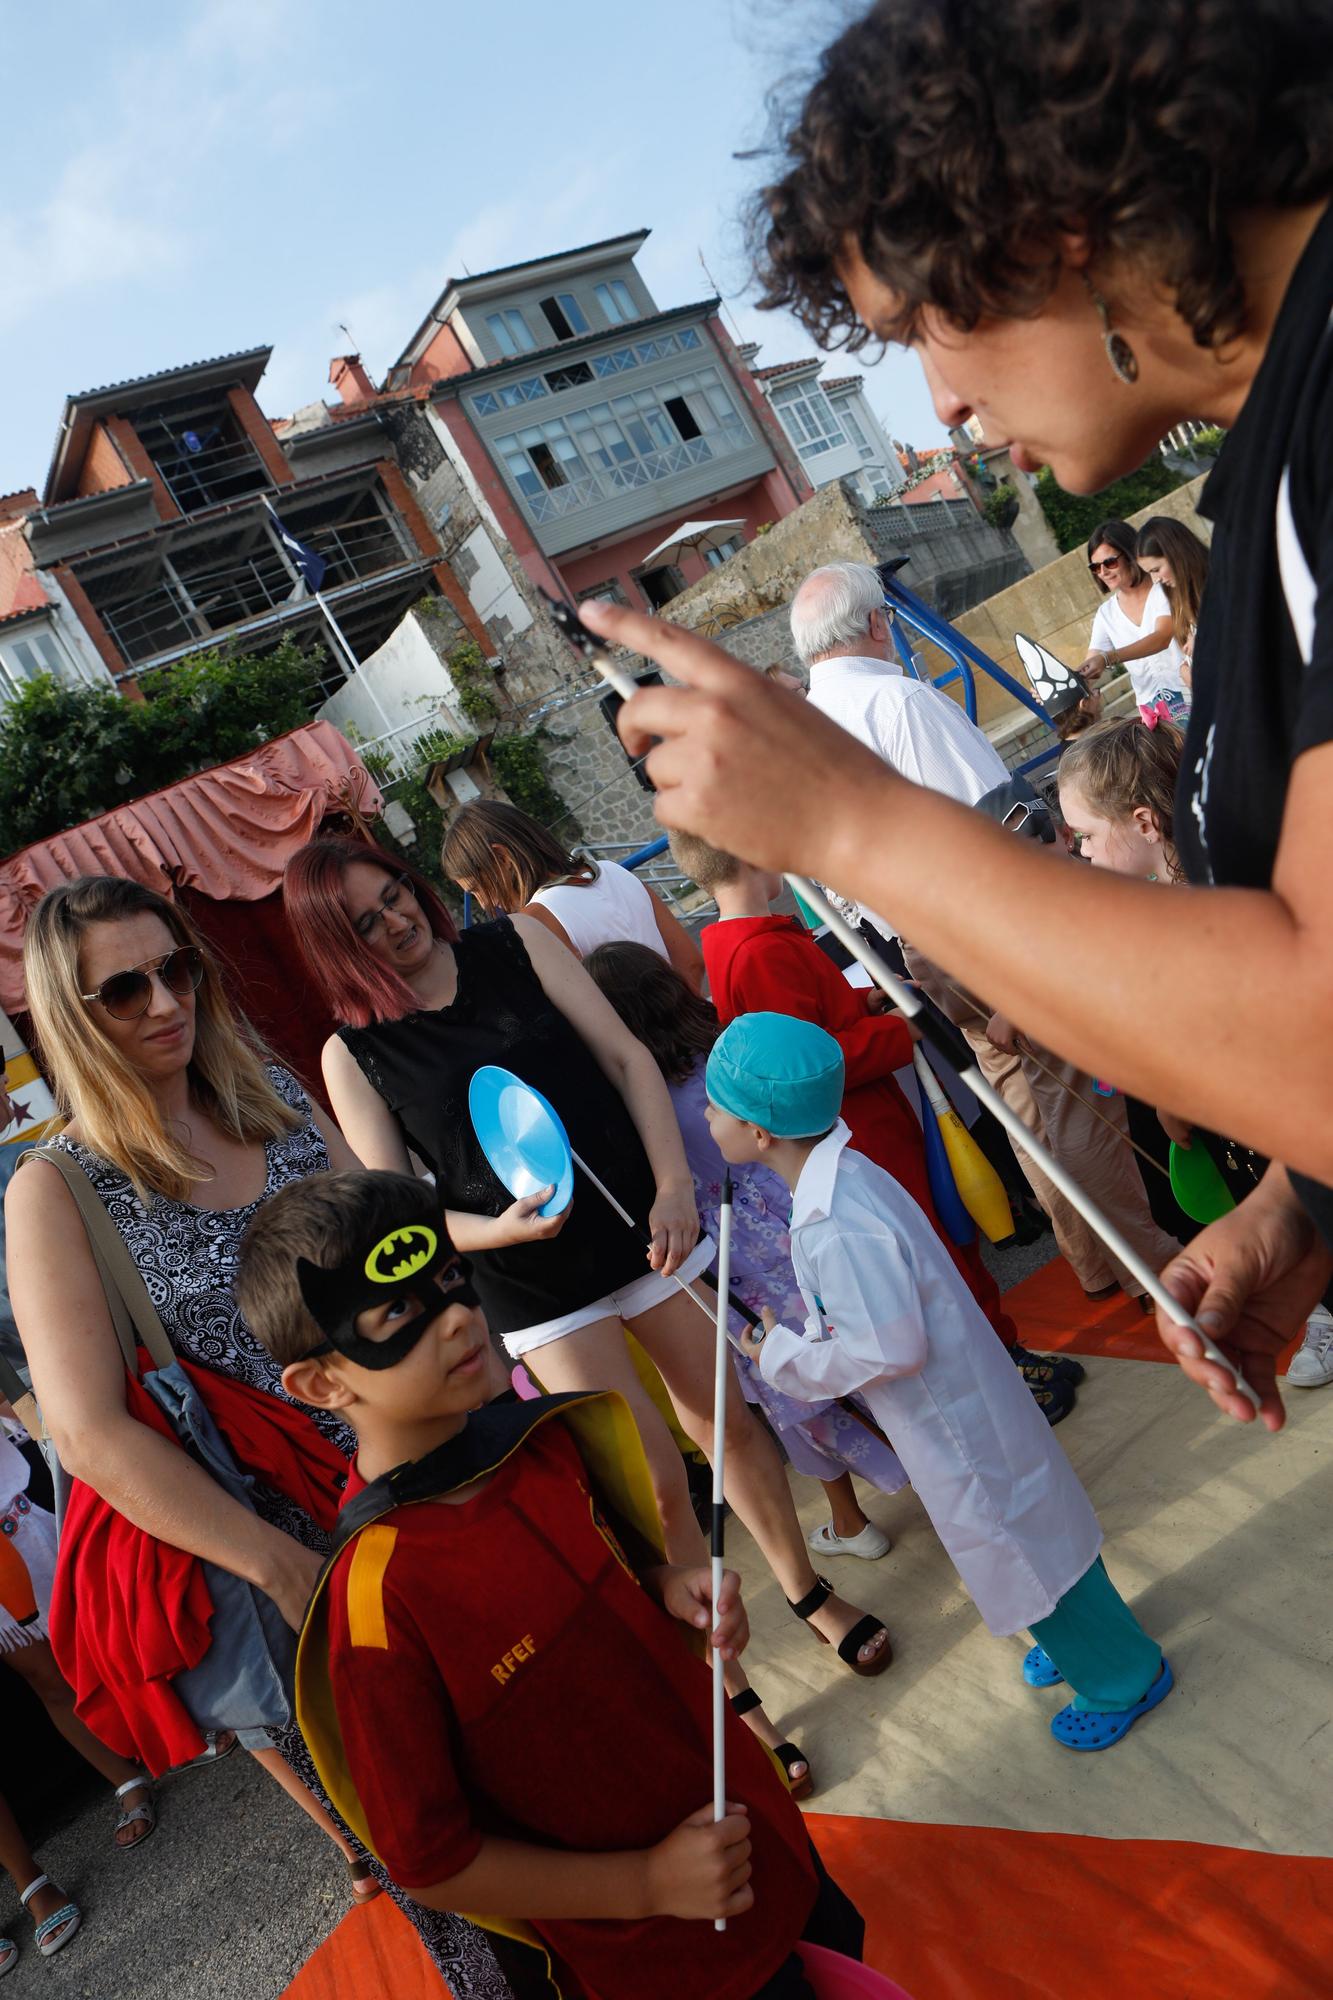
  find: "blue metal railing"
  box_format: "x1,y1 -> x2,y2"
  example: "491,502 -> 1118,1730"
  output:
881,573 -> 1062,777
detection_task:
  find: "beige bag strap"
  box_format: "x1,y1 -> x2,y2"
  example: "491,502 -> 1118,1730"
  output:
18,1145 -> 176,1378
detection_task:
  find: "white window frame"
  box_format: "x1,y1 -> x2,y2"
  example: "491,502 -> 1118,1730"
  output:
484,309 -> 537,357
594,279 -> 638,326
771,379 -> 846,457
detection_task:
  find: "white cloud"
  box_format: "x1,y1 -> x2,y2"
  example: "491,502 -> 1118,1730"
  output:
0,0 -> 323,334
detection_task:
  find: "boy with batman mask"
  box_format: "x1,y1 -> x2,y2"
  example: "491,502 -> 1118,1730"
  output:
236,1169 -> 861,2000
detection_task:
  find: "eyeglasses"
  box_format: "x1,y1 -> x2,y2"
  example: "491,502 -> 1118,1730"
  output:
353,873 -> 414,943
81,946 -> 206,1021
1001,799 -> 1055,842
1089,556 -> 1124,575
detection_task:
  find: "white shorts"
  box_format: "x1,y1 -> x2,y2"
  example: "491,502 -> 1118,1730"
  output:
503,1234 -> 717,1359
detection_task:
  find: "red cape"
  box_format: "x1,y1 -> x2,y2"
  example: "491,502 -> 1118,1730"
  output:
49,1357 -> 346,1774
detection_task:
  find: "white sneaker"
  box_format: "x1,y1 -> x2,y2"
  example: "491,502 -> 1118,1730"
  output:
806,1520 -> 892,1560
1287,1304 -> 1333,1388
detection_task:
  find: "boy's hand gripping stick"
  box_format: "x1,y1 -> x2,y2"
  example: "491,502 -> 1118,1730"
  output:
540,592 -> 1261,1414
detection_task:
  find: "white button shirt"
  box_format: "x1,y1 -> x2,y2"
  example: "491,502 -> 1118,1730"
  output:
758,1122 -> 1102,1636
806,653 -> 1010,935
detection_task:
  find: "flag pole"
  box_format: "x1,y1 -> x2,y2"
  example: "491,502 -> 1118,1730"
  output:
314,590 -> 395,737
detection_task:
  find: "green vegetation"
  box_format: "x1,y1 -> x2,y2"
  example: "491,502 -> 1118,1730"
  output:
414,599 -> 500,729
0,636 -> 319,857
491,731 -> 571,831
983,485 -> 1020,531
445,639 -> 500,728
1034,457 -> 1187,553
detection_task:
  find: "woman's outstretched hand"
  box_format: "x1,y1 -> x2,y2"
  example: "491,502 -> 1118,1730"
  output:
647,1179 -> 699,1276
1154,1166 -> 1332,1431
578,600 -> 889,877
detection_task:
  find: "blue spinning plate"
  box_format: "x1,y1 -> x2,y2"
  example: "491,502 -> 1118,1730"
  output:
467,1066 -> 574,1219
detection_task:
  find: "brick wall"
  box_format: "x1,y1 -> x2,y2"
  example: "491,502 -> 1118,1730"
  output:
75,424 -> 134,500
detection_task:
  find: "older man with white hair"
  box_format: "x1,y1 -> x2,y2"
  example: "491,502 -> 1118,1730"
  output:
792,561 -> 1010,812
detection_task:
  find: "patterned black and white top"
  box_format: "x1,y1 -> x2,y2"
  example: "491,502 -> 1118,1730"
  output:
50,1065 -> 357,1532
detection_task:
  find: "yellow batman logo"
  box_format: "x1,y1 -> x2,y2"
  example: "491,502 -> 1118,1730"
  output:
364,1225 -> 437,1285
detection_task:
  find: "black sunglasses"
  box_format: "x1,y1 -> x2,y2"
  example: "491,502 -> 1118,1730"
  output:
1089,555 -> 1125,575
81,946 -> 205,1022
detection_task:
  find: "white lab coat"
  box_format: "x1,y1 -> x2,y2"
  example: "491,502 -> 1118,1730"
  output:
758,1123 -> 1101,1636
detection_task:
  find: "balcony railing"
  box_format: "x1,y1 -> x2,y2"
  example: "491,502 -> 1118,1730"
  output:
86,506 -> 414,667
147,433 -> 275,515
523,432 -> 728,526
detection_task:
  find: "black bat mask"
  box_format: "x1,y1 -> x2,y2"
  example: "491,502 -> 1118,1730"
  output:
296,1219 -> 479,1371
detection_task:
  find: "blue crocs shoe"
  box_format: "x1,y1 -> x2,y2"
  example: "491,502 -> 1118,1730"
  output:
1050,1659 -> 1174,1751
1022,1644 -> 1065,1688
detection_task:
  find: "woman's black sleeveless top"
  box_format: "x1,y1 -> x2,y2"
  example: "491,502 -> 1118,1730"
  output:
340,918 -> 656,1333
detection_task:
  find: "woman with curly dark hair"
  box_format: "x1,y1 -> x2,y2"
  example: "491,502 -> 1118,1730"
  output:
581,0 -> 1333,1433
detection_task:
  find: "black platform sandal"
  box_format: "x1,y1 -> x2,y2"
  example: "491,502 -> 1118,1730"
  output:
729,1689 -> 814,1802
787,1575 -> 892,1678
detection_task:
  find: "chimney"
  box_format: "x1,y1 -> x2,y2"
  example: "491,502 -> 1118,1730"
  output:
329,355 -> 376,406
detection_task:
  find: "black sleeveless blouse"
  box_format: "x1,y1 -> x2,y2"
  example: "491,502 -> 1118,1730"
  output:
340,917 -> 657,1333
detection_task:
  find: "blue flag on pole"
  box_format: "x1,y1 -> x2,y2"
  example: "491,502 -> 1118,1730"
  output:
265,503 -> 328,593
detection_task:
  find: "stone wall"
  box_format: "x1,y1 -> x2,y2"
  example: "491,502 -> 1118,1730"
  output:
858,497 -> 1030,614
955,476 -> 1209,728
660,479 -> 1029,641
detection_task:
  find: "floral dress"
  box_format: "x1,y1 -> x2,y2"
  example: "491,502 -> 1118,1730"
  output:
669,1065 -> 906,1493
51,1067 -> 518,2000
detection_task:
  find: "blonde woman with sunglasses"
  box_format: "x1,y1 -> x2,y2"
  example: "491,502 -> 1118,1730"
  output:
4,875 -> 515,1997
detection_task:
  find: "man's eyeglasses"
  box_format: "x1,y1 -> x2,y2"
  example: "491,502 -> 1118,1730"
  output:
1089,555 -> 1124,576
353,874 -> 414,943
81,946 -> 206,1021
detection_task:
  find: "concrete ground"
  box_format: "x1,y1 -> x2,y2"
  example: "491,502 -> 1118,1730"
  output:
1,1742 -> 343,2000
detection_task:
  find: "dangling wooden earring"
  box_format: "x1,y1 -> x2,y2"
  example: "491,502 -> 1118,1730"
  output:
1084,277 -> 1139,385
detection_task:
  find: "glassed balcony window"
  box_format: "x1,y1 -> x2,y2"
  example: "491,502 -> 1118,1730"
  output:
496,366 -> 751,524
468,326 -> 708,421
835,402 -> 878,463
770,379 -> 847,457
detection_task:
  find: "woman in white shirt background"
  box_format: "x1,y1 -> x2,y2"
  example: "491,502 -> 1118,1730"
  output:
1079,519 -> 1190,723
441,799 -> 705,989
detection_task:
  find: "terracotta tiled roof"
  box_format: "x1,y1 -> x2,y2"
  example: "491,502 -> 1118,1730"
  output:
752,358 -> 821,381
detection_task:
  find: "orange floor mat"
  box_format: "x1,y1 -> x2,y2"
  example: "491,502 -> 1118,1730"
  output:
282,1824 -> 1328,2000
282,1892 -> 448,1999
1004,1250 -> 1305,1370
284,1816 -> 1332,2000
804,1813 -> 1331,2000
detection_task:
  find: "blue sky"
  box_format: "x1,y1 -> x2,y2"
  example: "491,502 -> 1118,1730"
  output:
0,0 -> 943,499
